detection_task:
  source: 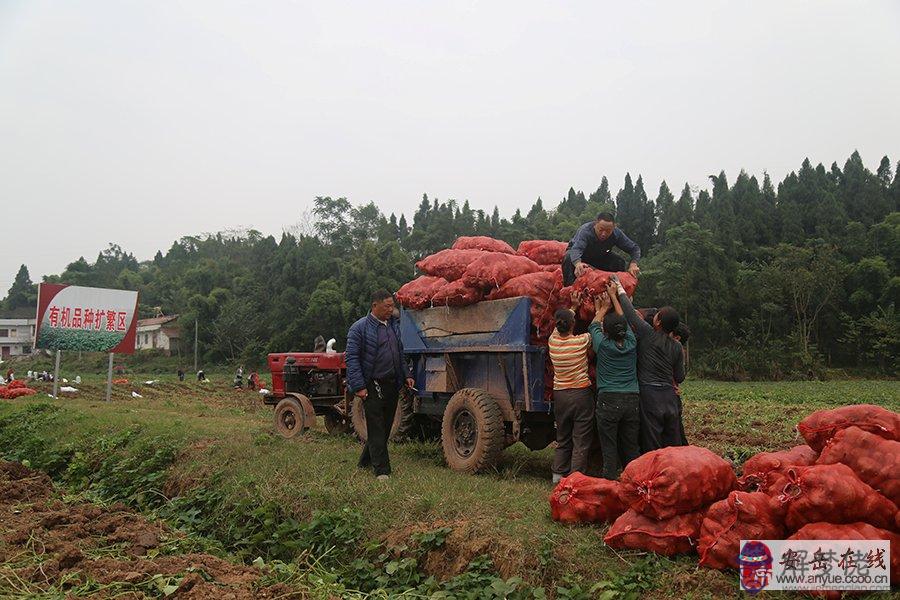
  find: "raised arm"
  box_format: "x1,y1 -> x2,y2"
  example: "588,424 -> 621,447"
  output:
612,276 -> 653,339
606,281 -> 623,316
593,293 -> 611,324
588,293 -> 610,353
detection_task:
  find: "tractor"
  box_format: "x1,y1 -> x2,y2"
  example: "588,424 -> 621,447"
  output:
263,352 -> 408,441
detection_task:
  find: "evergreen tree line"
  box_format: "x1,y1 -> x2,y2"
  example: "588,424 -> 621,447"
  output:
4,151 -> 898,379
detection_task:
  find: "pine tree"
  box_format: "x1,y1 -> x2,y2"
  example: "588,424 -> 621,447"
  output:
4,265 -> 35,311
672,183 -> 694,229
760,173 -> 778,245
708,171 -> 737,252
731,171 -> 763,249
616,173 -> 638,237
840,151 -> 890,226
654,181 -> 675,246
632,176 -> 657,252
588,177 -> 612,209
694,190 -> 712,229
877,156 -> 893,187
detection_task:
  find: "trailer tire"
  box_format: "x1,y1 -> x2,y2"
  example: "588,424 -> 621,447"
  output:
351,395 -> 405,442
441,388 -> 505,473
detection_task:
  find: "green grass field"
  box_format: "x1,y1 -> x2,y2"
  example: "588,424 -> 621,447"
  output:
0,375 -> 897,599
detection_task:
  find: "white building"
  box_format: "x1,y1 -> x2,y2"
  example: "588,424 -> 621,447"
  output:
0,318 -> 36,359
135,315 -> 181,354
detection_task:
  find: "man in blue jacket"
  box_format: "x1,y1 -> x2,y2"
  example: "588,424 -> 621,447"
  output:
346,289 -> 415,480
562,212 -> 641,286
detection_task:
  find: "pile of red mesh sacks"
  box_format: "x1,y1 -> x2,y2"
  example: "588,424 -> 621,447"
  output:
0,379 -> 38,399
549,404 -> 900,581
397,237 -> 638,398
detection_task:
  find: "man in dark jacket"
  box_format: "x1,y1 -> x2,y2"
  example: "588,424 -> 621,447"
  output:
346,289 -> 414,480
610,276 -> 686,453
562,212 -> 641,286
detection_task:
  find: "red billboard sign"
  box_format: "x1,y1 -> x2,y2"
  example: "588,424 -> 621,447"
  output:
34,284 -> 139,354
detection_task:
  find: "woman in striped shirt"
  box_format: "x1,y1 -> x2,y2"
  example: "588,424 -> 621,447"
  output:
548,294 -> 595,483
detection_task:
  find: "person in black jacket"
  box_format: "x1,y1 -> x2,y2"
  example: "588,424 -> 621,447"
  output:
610,275 -> 686,453
345,289 -> 415,480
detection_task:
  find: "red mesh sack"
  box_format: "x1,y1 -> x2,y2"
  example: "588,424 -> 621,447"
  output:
779,463 -> 898,532
816,426 -> 900,507
571,271 -> 638,320
6,388 -> 37,398
462,253 -> 540,290
516,240 -> 568,265
604,509 -> 705,556
541,264 -> 562,273
620,446 -> 738,520
396,276 -> 449,310
789,522 -> 900,583
797,404 -> 900,452
452,236 -> 515,254
739,445 -> 818,494
698,491 -> 786,570
549,472 -> 626,524
416,249 -> 485,282
487,270 -> 563,339
7,379 -> 27,389
430,279 -> 483,307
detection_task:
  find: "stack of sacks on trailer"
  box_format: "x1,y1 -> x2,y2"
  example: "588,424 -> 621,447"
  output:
548,404 -> 900,580
397,236 -> 638,399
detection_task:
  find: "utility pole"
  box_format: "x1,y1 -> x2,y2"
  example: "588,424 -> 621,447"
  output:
193,319 -> 198,373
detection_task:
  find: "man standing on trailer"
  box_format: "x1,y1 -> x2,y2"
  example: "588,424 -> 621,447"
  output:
345,289 -> 415,481
562,212 -> 642,286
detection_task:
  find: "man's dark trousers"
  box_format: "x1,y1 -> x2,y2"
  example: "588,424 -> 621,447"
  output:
638,384 -> 685,453
358,377 -> 399,476
562,249 -> 628,286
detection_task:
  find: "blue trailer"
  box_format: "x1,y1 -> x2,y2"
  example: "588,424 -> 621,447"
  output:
400,296 -> 556,473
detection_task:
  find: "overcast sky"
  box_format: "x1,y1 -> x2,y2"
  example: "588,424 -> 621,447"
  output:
1,1 -> 899,295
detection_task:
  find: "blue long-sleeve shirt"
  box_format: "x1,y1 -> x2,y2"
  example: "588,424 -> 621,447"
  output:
566,222 -> 641,264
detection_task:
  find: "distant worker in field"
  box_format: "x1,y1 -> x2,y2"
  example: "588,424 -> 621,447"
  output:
610,275 -> 685,452
562,212 -> 641,286
346,289 -> 415,481
197,369 -> 207,382
247,371 -> 260,391
177,368 -> 185,382
313,335 -> 326,353
547,291 -> 595,484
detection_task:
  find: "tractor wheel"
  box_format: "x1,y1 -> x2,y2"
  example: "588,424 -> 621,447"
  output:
441,388 -> 505,473
324,412 -> 352,435
274,397 -> 311,438
351,395 -> 405,442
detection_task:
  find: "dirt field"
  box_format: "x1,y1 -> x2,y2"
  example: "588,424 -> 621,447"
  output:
0,461 -> 305,599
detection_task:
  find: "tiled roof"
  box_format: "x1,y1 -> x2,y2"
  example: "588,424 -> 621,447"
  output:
137,314 -> 180,327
